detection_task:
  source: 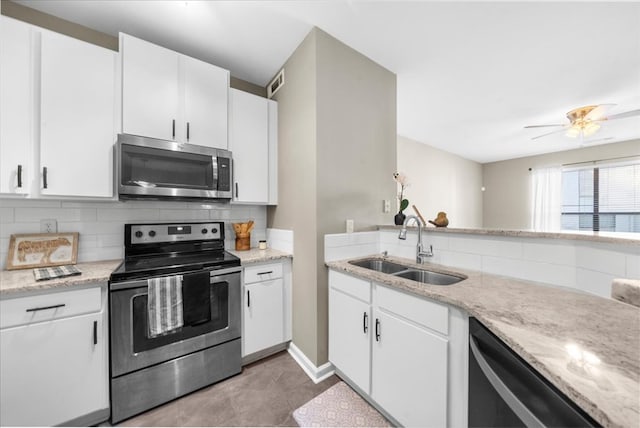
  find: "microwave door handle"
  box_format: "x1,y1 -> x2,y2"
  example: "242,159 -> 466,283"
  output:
212,157 -> 219,191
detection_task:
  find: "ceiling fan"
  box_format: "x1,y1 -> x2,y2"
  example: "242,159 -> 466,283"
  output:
524,104 -> 640,142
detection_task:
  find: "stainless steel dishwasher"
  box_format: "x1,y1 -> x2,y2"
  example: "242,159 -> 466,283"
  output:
468,318 -> 600,427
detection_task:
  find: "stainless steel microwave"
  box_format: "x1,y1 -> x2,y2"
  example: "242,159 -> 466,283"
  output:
115,134 -> 232,201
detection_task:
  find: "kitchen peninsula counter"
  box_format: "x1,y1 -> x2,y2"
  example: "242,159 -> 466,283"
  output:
327,255 -> 640,428
0,260 -> 121,297
378,225 -> 640,245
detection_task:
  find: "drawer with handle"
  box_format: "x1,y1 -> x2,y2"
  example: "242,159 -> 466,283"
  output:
244,262 -> 283,284
0,286 -> 102,329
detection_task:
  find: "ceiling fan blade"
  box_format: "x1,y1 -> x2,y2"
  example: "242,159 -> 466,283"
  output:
524,124 -> 565,129
531,126 -> 569,140
584,103 -> 616,121
599,109 -> 640,121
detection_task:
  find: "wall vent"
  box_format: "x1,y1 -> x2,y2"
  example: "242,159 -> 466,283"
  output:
267,69 -> 284,99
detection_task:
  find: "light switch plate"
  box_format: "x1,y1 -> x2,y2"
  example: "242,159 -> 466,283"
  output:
383,200 -> 391,213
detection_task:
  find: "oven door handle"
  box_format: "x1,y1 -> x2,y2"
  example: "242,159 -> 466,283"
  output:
469,335 -> 545,428
111,266 -> 242,291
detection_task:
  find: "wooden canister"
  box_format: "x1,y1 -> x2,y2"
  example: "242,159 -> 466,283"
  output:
235,233 -> 250,251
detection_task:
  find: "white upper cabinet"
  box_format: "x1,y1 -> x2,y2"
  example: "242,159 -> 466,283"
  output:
40,30 -> 116,198
120,33 -> 229,149
183,55 -> 228,148
1,18 -> 116,199
121,34 -> 178,142
229,88 -> 269,204
0,17 -> 32,195
229,88 -> 279,206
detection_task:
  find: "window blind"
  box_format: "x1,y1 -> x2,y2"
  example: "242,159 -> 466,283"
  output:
561,161 -> 640,232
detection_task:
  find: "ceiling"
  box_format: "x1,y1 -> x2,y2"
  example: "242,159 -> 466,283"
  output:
12,1 -> 640,163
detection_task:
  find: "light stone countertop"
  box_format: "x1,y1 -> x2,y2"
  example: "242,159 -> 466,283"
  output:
378,225 -> 640,245
612,279 -> 640,308
327,255 -> 640,428
0,260 -> 122,298
229,247 -> 292,265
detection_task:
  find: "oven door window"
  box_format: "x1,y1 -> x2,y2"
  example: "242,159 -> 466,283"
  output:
132,280 -> 229,353
121,144 -> 214,190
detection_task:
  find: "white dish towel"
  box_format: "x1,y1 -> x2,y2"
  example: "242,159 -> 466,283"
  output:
147,275 -> 184,337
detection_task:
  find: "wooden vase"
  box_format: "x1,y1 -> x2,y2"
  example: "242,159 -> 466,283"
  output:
235,233 -> 251,251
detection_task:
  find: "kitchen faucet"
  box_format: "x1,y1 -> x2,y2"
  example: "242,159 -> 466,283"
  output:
398,215 -> 433,264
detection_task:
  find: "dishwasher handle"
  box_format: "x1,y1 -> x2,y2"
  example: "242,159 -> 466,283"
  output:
469,335 -> 544,428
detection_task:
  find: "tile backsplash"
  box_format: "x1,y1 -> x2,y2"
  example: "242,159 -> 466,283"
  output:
0,198 -> 266,269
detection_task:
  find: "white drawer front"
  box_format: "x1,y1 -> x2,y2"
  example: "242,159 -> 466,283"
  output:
244,262 -> 283,284
329,270 -> 371,303
375,284 -> 448,335
0,286 -> 102,329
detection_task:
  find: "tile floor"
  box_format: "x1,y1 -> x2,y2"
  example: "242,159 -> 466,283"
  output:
117,351 -> 339,427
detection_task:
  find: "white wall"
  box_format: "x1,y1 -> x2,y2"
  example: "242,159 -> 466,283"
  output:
325,230 -> 639,299
0,198 -> 267,269
397,135 -> 483,228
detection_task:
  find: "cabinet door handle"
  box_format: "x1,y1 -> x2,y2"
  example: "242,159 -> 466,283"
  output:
375,318 -> 381,341
235,182 -> 239,198
42,166 -> 48,189
247,290 -> 251,307
186,122 -> 190,141
93,321 -> 98,345
172,119 -> 176,140
17,164 -> 22,188
26,303 -> 65,312
257,271 -> 273,276
363,312 -> 368,333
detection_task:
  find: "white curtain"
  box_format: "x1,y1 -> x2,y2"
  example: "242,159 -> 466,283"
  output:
531,167 -> 562,231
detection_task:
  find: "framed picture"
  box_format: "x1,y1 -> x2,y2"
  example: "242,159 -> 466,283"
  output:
6,232 -> 79,270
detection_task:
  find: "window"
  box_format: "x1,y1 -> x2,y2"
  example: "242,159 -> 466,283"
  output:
561,161 -> 640,232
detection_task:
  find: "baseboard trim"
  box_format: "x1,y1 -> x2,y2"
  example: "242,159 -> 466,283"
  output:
287,342 -> 335,384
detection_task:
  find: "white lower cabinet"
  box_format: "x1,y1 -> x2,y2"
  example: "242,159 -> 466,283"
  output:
244,278 -> 284,356
242,260 -> 292,358
328,272 -> 371,393
372,308 -> 448,427
0,285 -> 109,426
329,269 -> 466,427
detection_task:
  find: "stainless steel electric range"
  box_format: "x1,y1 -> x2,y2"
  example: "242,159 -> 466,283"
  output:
109,222 -> 242,423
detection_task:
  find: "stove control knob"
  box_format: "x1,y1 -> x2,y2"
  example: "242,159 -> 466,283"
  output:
211,228 -> 218,234
135,231 -> 143,238
201,228 -> 208,234
148,230 -> 156,237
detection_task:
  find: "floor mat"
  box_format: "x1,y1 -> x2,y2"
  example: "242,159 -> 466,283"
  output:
292,381 -> 392,427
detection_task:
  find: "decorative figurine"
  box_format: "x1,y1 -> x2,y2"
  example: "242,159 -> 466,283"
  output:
428,212 -> 449,227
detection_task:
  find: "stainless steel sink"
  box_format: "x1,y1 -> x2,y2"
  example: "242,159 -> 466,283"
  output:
393,269 -> 465,285
348,259 -> 408,274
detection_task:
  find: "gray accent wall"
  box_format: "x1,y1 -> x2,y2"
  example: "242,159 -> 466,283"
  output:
268,28 -> 396,366
482,139 -> 640,230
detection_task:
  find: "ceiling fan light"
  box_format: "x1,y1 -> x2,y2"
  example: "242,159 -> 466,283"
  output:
565,127 -> 581,138
583,122 -> 600,137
